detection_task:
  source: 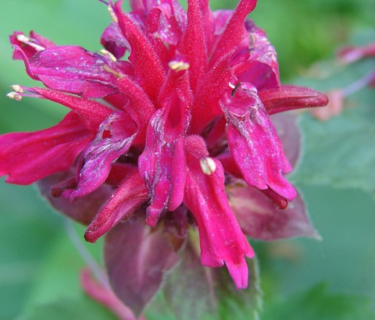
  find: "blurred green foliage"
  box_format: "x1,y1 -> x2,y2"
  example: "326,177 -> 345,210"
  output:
0,0 -> 374,319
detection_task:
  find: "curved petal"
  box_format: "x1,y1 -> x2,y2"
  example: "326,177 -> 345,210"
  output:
184,135 -> 254,289
259,85 -> 329,114
233,20 -> 279,90
13,45 -> 119,98
69,112 -> 137,201
0,112 -> 92,185
220,82 -> 296,201
84,171 -> 148,242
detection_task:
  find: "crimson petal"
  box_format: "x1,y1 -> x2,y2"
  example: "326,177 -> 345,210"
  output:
101,22 -> 130,59
31,88 -> 113,132
0,112 -> 92,185
69,112 -> 137,200
114,1 -> 166,101
221,82 -> 296,201
84,171 -> 148,242
259,85 -> 329,115
234,21 -> 280,90
14,45 -> 119,98
184,136 -> 254,289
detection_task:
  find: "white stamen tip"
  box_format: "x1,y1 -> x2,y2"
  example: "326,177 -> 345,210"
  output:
108,5 -> 118,23
100,49 -> 117,62
7,92 -> 22,101
200,157 -> 217,175
16,34 -> 30,42
229,82 -> 236,89
168,60 -> 190,72
16,34 -> 44,51
11,85 -> 23,93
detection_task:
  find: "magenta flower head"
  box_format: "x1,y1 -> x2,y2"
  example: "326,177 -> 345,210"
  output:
2,0 -> 328,314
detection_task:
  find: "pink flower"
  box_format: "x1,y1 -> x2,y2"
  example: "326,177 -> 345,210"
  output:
1,0 -> 327,312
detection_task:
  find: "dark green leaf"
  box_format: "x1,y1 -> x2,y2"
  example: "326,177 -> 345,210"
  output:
161,239 -> 262,320
262,283 -> 375,320
292,58 -> 375,195
17,295 -> 119,320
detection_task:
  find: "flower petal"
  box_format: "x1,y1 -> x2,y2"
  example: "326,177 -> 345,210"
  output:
259,85 -> 329,115
180,0 -> 208,91
69,112 -> 137,200
10,31 -> 55,59
31,88 -> 113,132
220,82 -> 296,201
233,21 -> 279,90
114,1 -> 166,101
210,0 -> 258,66
101,22 -> 130,59
0,112 -> 92,185
117,75 -> 156,142
13,45 -> 119,98
228,181 -> 320,240
139,70 -> 191,225
184,135 -> 254,289
84,171 -> 148,242
104,215 -> 180,317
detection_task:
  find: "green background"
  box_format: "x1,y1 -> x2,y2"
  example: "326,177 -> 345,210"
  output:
0,0 -> 374,319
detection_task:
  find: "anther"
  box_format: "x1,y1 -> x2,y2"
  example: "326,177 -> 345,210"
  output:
7,92 -> 22,101
100,49 -> 117,62
108,5 -> 118,23
16,34 -> 44,51
11,85 -> 24,93
168,60 -> 190,72
200,157 -> 217,175
103,65 -> 123,78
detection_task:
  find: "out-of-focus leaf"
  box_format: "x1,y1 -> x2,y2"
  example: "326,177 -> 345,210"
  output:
104,217 -> 180,317
161,239 -> 262,320
291,57 -> 375,195
163,243 -> 216,320
0,180 -> 61,320
16,295 -> 118,320
262,283 -> 375,320
214,256 -> 262,320
263,185 -> 375,303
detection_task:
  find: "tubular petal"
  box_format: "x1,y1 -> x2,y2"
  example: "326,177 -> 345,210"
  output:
0,112 -> 92,185
184,135 -> 254,289
69,112 -> 137,201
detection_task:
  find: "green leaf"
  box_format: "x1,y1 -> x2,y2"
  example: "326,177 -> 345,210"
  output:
291,57 -> 375,195
159,240 -> 262,320
0,181 -> 61,320
215,256 -> 262,320
262,283 -> 375,320
17,295 -> 118,320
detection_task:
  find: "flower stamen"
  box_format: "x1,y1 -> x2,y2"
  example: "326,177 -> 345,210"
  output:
100,49 -> 117,62
108,4 -> 118,23
7,92 -> 22,101
16,34 -> 45,51
168,60 -> 190,72
200,157 -> 217,175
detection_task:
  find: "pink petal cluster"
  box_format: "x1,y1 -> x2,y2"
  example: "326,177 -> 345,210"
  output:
1,0 -> 327,291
